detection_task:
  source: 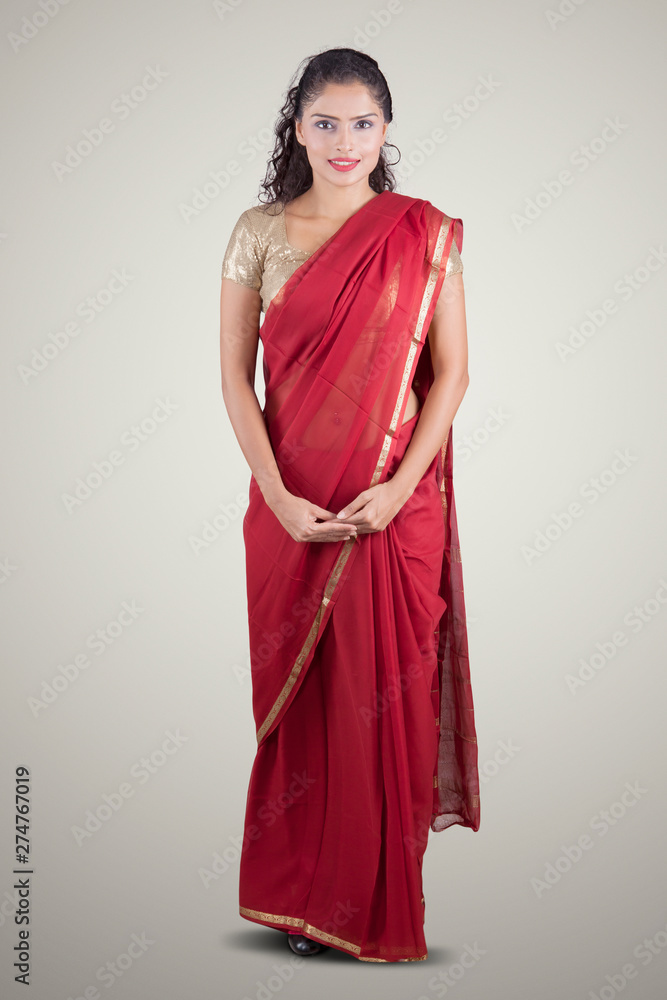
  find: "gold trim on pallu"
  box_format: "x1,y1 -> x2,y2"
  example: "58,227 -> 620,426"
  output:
255,552 -> 345,743
256,213 -> 453,745
239,906 -> 427,961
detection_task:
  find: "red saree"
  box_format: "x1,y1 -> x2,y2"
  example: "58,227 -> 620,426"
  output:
239,190 -> 480,963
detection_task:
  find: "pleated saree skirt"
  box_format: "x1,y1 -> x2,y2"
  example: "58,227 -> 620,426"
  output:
238,407 -> 449,962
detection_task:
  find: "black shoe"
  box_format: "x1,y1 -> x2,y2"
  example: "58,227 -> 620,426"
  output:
287,933 -> 327,956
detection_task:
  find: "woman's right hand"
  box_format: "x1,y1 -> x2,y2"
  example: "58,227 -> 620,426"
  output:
268,491 -> 358,544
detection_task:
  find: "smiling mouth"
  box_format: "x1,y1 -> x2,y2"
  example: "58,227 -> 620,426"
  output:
329,159 -> 360,165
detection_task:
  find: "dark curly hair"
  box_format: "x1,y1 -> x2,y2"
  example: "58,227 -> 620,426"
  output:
258,47 -> 400,208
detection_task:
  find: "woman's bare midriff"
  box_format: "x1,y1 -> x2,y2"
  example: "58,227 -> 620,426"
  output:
402,384 -> 421,424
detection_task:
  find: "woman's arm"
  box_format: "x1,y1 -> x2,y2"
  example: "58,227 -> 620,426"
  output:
220,278 -> 358,543
219,278 -> 287,504
335,271 -> 469,527
387,271 -> 469,500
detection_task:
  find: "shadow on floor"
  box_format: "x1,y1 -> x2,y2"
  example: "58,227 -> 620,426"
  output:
224,926 -> 452,964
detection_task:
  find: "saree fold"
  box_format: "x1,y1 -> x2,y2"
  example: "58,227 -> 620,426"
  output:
239,190 -> 480,962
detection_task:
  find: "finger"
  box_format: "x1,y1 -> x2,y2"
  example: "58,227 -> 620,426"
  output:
310,503 -> 339,519
314,508 -> 358,524
336,495 -> 369,519
308,509 -> 357,528
309,521 -> 356,536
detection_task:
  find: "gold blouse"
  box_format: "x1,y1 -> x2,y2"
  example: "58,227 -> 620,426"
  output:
221,201 -> 463,314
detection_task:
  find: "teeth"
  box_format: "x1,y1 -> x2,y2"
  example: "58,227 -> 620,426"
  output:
331,159 -> 357,164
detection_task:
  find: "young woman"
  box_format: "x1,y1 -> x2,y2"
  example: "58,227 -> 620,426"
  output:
219,47 -> 480,964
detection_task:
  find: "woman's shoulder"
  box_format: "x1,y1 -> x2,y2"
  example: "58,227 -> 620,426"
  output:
225,203 -> 283,252
398,195 -> 463,274
226,201 -> 282,248
389,191 -> 461,228
239,200 -> 284,224
418,195 -> 458,223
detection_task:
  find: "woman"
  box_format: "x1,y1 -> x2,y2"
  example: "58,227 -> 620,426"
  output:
219,47 -> 480,964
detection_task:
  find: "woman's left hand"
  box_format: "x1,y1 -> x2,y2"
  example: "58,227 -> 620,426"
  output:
326,481 -> 413,534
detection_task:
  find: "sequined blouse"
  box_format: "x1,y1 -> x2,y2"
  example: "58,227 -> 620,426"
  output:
220,201 -> 463,315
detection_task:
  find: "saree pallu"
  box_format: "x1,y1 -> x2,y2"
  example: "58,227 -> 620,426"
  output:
239,190 -> 480,963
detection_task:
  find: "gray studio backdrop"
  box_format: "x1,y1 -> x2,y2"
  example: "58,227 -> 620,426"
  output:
1,0 -> 666,998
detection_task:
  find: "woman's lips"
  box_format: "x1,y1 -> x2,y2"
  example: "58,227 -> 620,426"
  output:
328,159 -> 360,172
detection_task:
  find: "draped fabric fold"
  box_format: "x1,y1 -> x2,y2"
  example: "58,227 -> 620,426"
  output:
239,190 -> 480,962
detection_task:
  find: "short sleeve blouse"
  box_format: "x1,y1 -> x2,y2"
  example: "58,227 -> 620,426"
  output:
221,202 -> 463,314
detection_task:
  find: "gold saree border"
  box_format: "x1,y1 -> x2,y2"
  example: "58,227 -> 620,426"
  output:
372,211 -> 452,487
239,905 -> 427,961
255,543 -> 351,743
256,211 -> 453,746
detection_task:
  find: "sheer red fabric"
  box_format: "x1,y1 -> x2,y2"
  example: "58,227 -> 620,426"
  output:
238,191 -> 480,962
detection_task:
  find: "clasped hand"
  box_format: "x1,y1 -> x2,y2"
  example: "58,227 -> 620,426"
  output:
271,481 -> 412,544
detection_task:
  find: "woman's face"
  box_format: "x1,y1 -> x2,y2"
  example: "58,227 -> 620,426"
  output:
295,81 -> 388,190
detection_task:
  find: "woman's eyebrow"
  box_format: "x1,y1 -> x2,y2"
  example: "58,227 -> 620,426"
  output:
309,112 -> 379,119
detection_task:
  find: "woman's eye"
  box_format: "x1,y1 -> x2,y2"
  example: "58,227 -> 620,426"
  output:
314,120 -> 373,129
